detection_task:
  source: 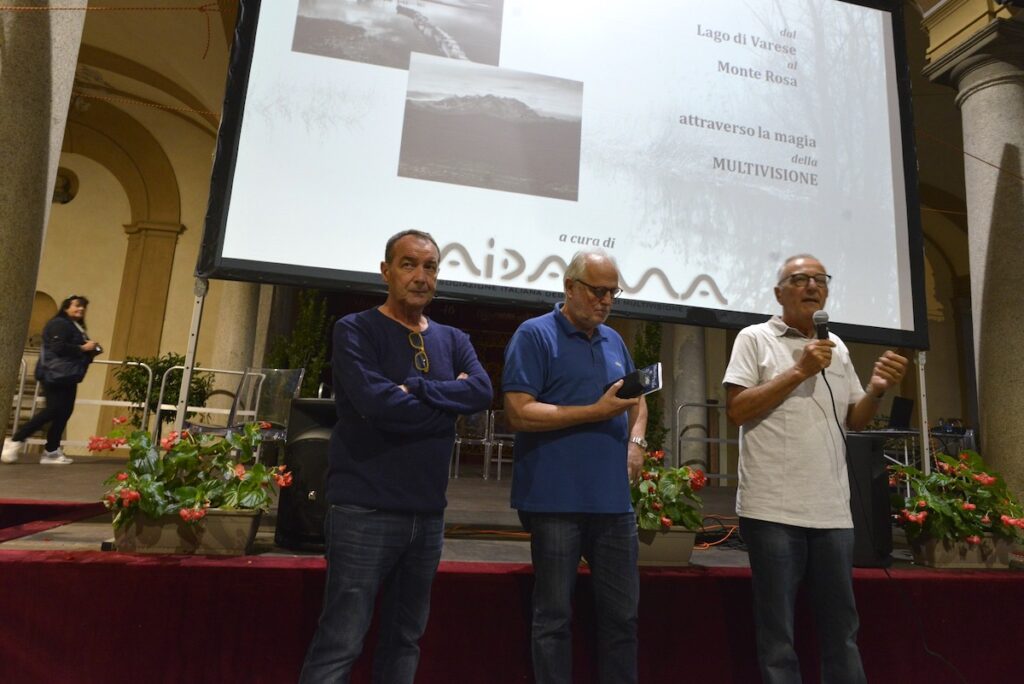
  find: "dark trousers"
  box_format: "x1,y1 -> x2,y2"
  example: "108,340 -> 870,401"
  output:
14,383 -> 77,451
740,517 -> 866,684
300,504 -> 444,684
520,511 -> 640,684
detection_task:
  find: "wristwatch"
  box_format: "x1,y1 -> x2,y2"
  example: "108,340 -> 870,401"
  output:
630,435 -> 648,449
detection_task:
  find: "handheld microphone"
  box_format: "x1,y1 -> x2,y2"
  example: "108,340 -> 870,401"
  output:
812,310 -> 829,341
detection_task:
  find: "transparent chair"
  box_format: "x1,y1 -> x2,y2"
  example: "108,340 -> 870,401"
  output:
486,409 -> 515,481
185,367 -> 305,460
451,410 -> 491,479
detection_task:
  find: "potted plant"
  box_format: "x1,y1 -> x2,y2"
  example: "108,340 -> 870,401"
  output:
631,449 -> 707,566
93,418 -> 293,555
110,352 -> 216,427
889,450 -> 1024,568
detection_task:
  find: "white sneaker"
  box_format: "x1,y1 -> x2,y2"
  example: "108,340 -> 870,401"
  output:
1,439 -> 23,464
39,448 -> 73,465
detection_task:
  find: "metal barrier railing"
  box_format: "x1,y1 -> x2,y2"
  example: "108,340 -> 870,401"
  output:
674,400 -> 737,484
8,353 -> 153,450
152,366 -> 261,440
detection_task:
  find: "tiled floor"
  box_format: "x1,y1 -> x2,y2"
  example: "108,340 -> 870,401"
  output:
0,454 -> 749,565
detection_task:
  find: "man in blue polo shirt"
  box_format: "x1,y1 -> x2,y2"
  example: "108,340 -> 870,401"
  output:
503,248 -> 648,684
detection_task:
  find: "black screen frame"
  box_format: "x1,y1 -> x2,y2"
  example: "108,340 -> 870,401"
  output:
199,0 -> 928,349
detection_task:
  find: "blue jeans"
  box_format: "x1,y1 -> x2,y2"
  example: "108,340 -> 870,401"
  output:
520,511 -> 639,684
740,517 -> 866,684
300,505 -> 444,684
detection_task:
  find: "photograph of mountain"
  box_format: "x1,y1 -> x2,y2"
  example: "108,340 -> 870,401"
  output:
398,55 -> 584,201
292,0 -> 503,70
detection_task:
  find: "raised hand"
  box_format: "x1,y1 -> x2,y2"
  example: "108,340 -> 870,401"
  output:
867,350 -> 908,396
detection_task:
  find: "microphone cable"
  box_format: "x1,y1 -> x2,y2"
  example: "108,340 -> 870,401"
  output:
819,369 -> 968,684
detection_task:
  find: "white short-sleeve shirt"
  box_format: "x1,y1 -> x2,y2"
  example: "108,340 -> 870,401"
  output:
723,316 -> 865,528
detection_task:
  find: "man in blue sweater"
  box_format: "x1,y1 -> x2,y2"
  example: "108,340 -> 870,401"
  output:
300,230 -> 492,683
503,249 -> 648,684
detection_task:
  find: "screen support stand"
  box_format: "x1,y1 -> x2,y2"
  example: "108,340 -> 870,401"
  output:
174,277 -> 208,434
916,350 -> 930,476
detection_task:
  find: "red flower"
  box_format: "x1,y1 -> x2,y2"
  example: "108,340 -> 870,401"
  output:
88,436 -> 114,452
649,450 -> 665,462
179,507 -> 207,522
112,416 -> 128,425
916,500 -> 927,509
961,502 -> 976,511
160,431 -> 180,451
904,510 -> 928,525
641,471 -> 652,481
119,489 -> 140,505
981,515 -> 991,525
651,502 -> 663,511
273,471 -> 294,488
958,452 -> 969,460
116,472 -> 129,482
259,421 -> 272,430
233,464 -> 246,479
972,473 -> 997,486
690,469 -> 708,492
659,516 -> 672,528
965,535 -> 981,545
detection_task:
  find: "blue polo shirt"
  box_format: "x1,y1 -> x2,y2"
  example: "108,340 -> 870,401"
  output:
503,305 -> 635,513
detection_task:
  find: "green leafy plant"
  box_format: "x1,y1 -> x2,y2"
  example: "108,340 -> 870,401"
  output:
110,352 -> 215,426
632,320 -> 668,450
632,450 -> 706,531
265,289 -> 330,397
889,450 -> 1024,545
94,419 -> 293,530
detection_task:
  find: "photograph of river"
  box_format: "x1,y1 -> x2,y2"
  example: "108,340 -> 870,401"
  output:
292,0 -> 504,70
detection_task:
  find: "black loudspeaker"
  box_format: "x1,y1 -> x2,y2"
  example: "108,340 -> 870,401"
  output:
846,434 -> 893,568
274,399 -> 336,551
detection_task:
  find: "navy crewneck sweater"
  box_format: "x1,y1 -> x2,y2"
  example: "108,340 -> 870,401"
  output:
326,308 -> 492,513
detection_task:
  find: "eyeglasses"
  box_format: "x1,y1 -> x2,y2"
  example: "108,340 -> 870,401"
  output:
574,279 -> 622,300
778,273 -> 832,288
408,331 -> 429,373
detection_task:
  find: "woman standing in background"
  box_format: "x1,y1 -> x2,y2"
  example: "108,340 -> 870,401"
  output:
2,295 -> 102,465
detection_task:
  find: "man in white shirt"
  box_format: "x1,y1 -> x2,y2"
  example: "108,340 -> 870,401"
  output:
723,254 -> 907,684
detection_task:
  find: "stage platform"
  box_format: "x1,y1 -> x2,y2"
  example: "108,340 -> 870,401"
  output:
1,457 -> 1022,682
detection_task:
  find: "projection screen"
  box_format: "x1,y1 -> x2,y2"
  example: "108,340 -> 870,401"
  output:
201,0 -> 927,348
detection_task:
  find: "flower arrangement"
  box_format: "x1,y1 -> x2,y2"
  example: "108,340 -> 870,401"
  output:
94,418 -> 293,530
889,450 -> 1024,545
631,450 -> 707,531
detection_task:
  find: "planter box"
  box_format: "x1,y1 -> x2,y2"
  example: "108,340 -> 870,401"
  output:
910,535 -> 1011,569
638,527 -> 695,567
114,509 -> 261,556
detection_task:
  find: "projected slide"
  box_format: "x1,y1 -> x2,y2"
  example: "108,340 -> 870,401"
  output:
208,0 -> 922,342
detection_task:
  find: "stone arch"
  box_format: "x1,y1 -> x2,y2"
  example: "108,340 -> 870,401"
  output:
28,292 -> 58,348
63,99 -> 181,226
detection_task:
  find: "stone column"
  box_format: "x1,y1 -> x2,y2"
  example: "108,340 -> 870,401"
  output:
98,221 -> 184,430
924,19 -> 1024,494
0,2 -> 87,433
670,325 -> 707,469
110,222 -> 186,359
204,280 -> 261,410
